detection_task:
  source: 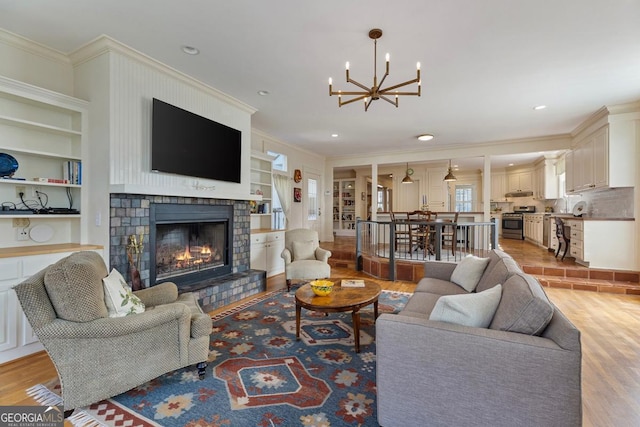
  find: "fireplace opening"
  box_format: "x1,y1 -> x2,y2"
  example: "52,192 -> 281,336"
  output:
150,203 -> 234,287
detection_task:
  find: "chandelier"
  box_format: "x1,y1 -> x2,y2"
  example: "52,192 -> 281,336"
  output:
328,28 -> 421,111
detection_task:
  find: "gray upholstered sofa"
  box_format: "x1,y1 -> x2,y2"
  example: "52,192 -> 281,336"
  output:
376,249 -> 582,427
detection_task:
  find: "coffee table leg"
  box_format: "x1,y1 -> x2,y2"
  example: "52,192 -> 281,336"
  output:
352,310 -> 360,353
296,304 -> 301,340
374,300 -> 379,319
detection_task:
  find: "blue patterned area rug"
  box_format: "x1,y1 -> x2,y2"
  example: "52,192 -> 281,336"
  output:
107,289 -> 409,427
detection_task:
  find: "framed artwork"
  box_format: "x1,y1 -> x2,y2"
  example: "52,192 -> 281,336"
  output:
294,187 -> 302,202
294,169 -> 302,183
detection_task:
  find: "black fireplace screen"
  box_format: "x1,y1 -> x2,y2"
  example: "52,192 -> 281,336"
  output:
155,222 -> 226,281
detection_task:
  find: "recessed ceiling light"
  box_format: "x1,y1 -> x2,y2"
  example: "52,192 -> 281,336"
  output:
257,90 -> 270,96
508,163 -> 514,166
417,134 -> 434,141
331,134 -> 339,138
181,45 -> 200,55
533,105 -> 547,110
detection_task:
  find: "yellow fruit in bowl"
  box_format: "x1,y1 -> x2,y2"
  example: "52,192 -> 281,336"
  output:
310,280 -> 334,296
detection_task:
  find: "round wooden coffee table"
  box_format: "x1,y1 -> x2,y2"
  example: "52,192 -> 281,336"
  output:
295,279 -> 382,353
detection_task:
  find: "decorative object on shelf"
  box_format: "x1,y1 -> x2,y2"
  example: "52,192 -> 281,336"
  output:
443,159 -> 457,182
402,163 -> 414,184
572,201 -> 587,217
294,169 -> 302,183
249,200 -> 258,213
294,187 -> 302,203
0,152 -> 19,178
126,234 -> 144,291
328,28 -> 421,111
255,189 -> 263,196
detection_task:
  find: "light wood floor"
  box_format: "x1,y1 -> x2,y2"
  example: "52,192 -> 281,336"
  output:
1,267 -> 639,426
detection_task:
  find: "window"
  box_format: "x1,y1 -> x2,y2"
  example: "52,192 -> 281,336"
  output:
267,150 -> 287,172
455,185 -> 473,212
307,178 -> 318,220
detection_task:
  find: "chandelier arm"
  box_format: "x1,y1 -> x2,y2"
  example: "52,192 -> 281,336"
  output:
331,90 -> 370,96
339,95 -> 369,106
379,95 -> 398,107
380,77 -> 420,93
364,97 -> 374,111
377,69 -> 390,91
346,77 -> 372,93
381,91 -> 420,96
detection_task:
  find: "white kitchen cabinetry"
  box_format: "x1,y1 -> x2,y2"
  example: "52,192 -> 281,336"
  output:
566,219 -> 584,263
490,173 -> 507,202
534,159 -> 558,200
0,76 -> 88,249
333,179 -> 356,236
0,245 -> 103,364
507,170 -> 533,193
524,214 -> 544,246
564,219 -> 635,270
250,231 -> 284,277
427,169 -> 447,211
567,124 -> 634,193
490,213 -> 502,237
250,151 -> 274,230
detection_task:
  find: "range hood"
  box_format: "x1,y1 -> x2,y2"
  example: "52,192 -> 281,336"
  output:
505,191 -> 534,198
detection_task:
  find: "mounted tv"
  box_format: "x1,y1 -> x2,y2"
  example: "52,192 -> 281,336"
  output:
152,98 -> 241,183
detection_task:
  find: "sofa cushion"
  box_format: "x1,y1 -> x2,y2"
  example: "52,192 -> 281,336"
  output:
429,284 -> 502,328
450,255 -> 491,292
400,292 -> 443,318
415,278 -> 470,296
292,240 -> 316,260
489,273 -> 554,335
475,249 -> 519,292
475,256 -> 522,293
103,268 -> 145,317
44,251 -> 109,322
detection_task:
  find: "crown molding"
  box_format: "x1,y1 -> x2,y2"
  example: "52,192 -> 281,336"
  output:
69,35 -> 257,115
0,28 -> 70,65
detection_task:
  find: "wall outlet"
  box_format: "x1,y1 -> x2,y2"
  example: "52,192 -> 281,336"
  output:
16,185 -> 26,198
31,186 -> 41,197
16,227 -> 29,241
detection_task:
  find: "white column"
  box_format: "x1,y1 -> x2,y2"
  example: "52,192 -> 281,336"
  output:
371,163 -> 378,221
483,156 -> 491,222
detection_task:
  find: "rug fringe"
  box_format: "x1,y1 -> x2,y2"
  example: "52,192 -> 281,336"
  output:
67,411 -> 108,427
26,384 -> 63,406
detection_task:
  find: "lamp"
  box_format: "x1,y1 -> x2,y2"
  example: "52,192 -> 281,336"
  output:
328,28 -> 421,111
443,160 -> 457,182
402,163 -> 414,184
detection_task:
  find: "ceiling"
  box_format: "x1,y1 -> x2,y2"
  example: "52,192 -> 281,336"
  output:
2,0 -> 639,168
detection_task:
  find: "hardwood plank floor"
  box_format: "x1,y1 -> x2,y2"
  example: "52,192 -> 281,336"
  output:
1,267 -> 639,426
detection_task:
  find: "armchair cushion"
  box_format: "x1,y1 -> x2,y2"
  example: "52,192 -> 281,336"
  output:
429,284 -> 502,328
103,268 -> 145,317
292,240 -> 316,261
44,251 -> 108,322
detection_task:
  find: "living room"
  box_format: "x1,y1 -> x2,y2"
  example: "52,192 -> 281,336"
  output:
0,2 -> 639,426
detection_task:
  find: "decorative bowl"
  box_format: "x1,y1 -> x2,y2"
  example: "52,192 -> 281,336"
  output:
309,280 -> 334,296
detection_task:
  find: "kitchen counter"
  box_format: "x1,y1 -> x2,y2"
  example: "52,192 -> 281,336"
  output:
548,214 -> 634,221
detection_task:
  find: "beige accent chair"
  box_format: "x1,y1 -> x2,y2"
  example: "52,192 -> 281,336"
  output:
281,228 -> 331,291
13,251 -> 212,412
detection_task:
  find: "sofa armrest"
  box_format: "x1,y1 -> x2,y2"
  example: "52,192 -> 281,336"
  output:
134,281 -> 178,307
423,260 -> 457,280
281,248 -> 292,264
315,247 -> 331,263
376,313 -> 582,427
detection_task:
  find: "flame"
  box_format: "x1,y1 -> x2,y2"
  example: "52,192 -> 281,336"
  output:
176,248 -> 194,261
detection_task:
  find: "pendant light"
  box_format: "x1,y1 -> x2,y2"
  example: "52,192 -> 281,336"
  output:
402,163 -> 414,184
443,160 -> 457,182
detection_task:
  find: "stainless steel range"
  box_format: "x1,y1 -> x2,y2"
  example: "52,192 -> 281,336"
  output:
502,206 -> 536,240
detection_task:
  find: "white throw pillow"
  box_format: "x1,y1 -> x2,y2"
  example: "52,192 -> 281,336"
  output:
450,255 -> 491,292
292,240 -> 316,261
429,284 -> 502,328
103,268 -> 145,317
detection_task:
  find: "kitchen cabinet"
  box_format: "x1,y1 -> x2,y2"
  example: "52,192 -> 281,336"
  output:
563,219 -> 635,270
333,179 -> 357,236
567,123 -> 634,193
566,219 -> 584,263
507,170 -> 533,193
534,159 -> 558,200
1,245 -> 103,364
250,231 -> 284,277
524,214 -> 544,246
427,169 -> 447,211
490,213 -> 502,237
490,173 -> 507,202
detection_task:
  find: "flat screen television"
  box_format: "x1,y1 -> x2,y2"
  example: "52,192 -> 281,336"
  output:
151,98 -> 242,183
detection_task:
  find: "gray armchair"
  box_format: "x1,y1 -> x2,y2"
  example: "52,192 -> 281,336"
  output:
281,228 -> 331,291
13,251 -> 212,412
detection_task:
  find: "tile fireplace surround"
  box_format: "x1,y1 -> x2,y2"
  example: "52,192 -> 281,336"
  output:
109,194 -> 265,312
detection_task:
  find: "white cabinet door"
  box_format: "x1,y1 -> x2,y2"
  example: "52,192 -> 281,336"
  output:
593,128 -> 608,189
490,173 -> 506,201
